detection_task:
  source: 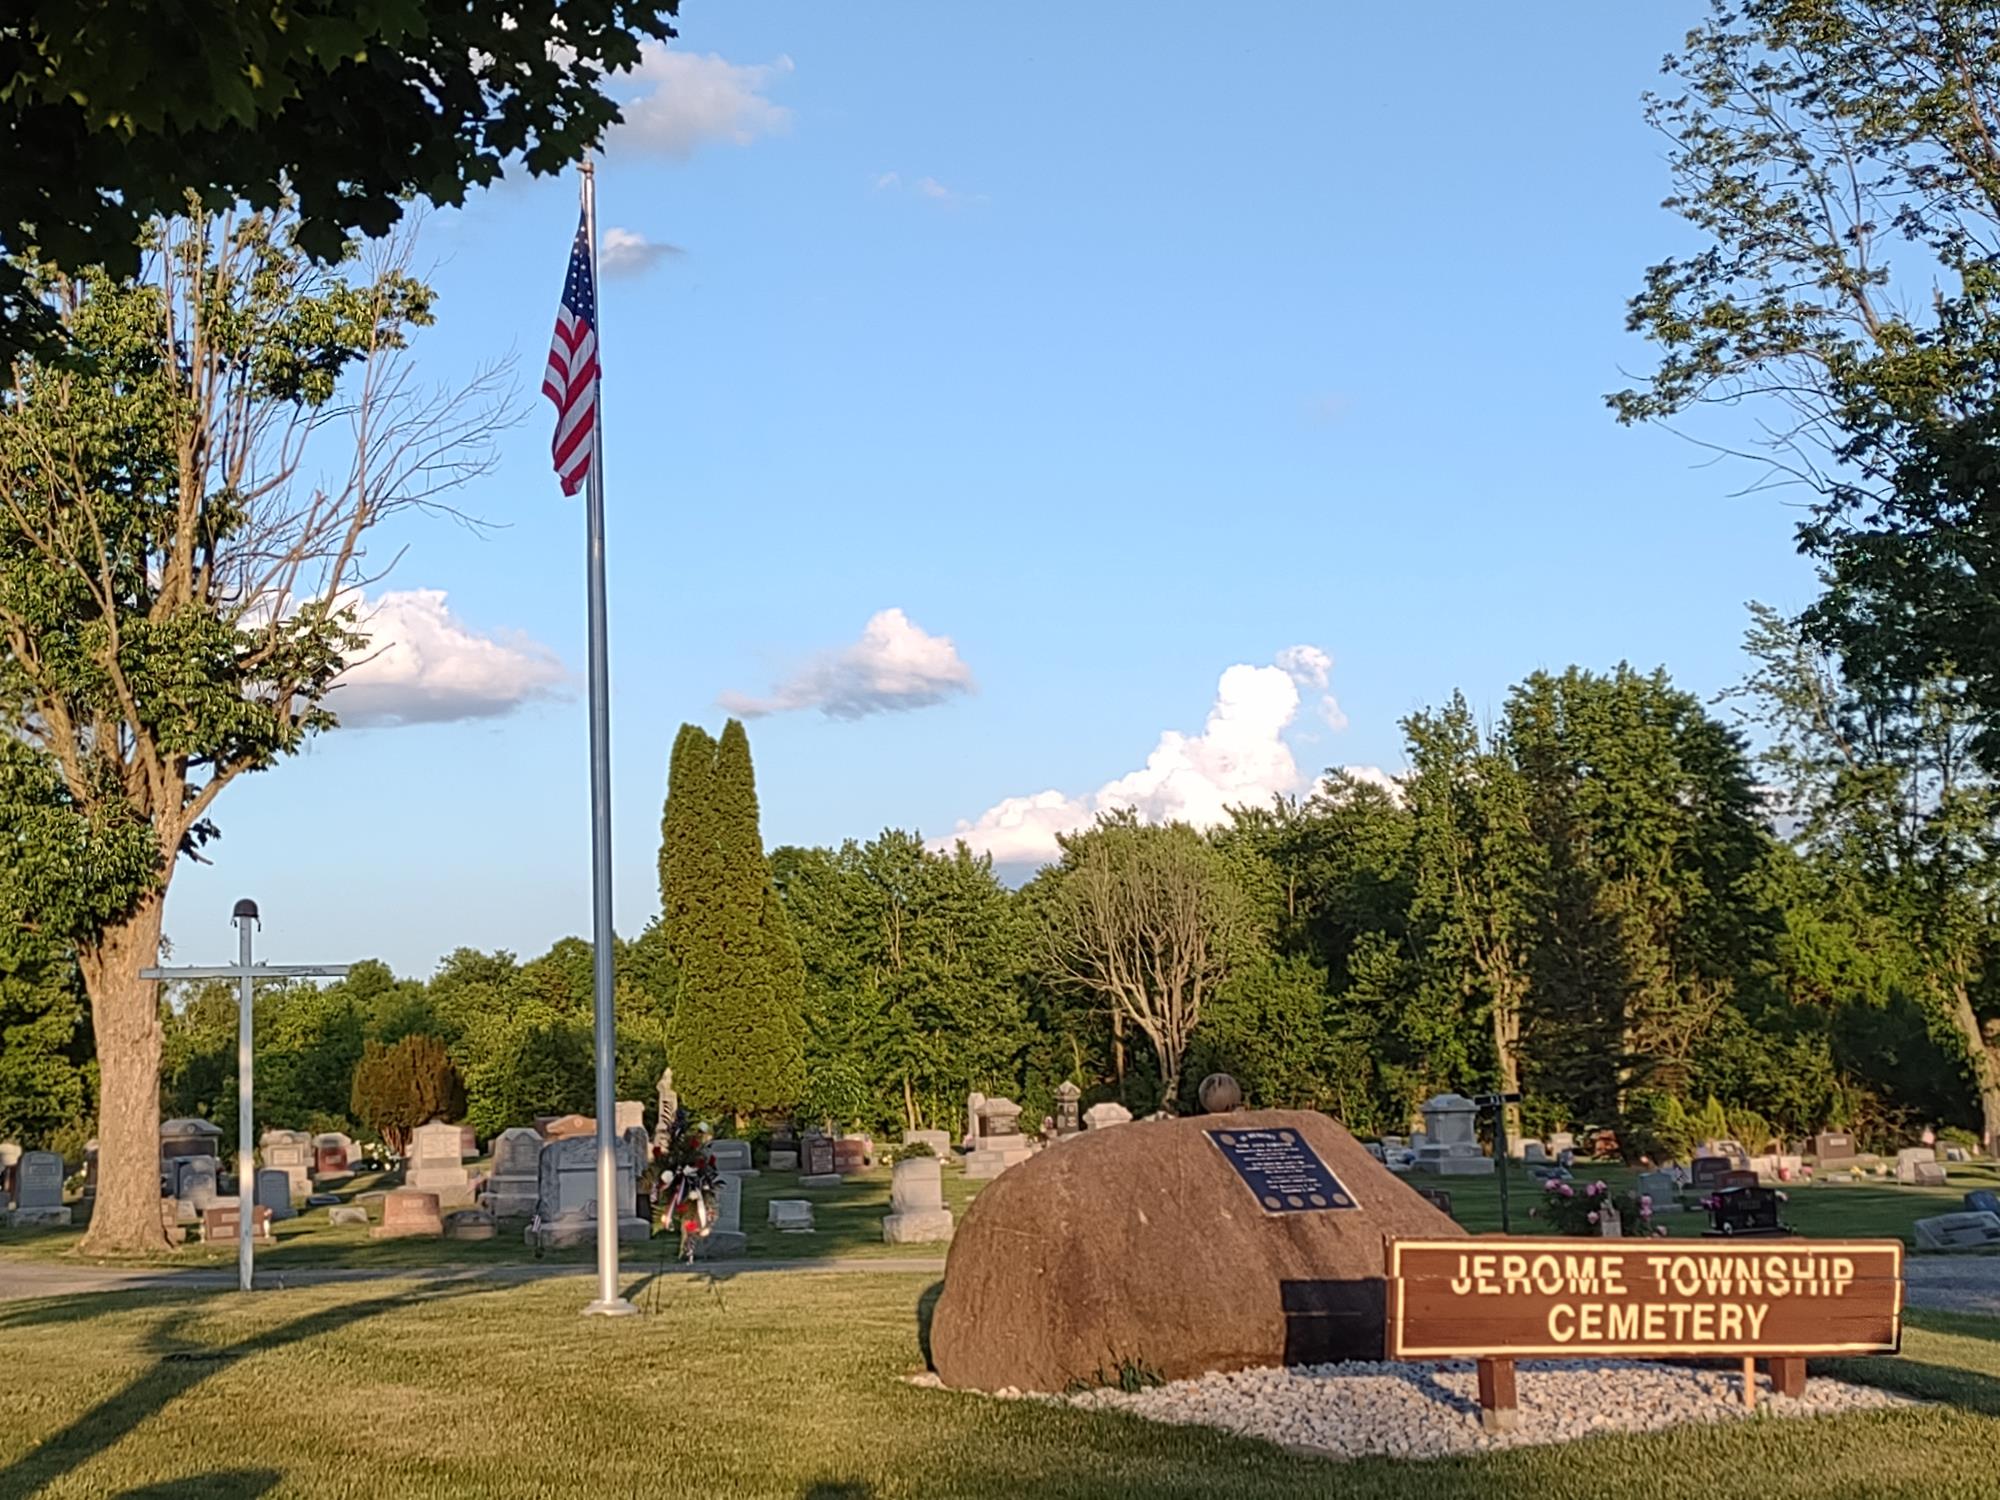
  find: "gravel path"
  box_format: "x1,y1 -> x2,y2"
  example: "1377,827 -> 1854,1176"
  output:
1039,1359 -> 1915,1462
0,1255 -> 946,1304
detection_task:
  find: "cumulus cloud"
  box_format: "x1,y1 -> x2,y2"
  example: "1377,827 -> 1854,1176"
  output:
330,590 -> 568,728
614,48 -> 794,159
721,608 -> 974,720
944,646 -> 1356,866
600,227 -> 684,277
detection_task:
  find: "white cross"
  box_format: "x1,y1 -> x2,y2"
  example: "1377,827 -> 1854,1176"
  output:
143,899 -> 349,1291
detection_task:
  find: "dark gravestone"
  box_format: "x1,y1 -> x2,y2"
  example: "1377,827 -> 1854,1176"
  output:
1964,1189 -> 2000,1218
1815,1131 -> 1857,1163
1720,1169 -> 1760,1192
1205,1127 -> 1357,1213
1415,1187 -> 1454,1217
833,1138 -> 868,1176
802,1135 -> 836,1178
1689,1156 -> 1732,1193
1705,1185 -> 1789,1238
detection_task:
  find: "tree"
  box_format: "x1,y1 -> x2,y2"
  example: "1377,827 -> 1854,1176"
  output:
0,2 -> 681,360
1736,602 -> 2000,1148
1614,0 -> 2000,773
1041,815 -> 1253,1110
0,210 -> 499,1251
773,831 -> 1033,1133
349,1033 -> 461,1156
1504,666 -> 1770,1127
660,721 -> 805,1122
1403,695 -> 1540,1143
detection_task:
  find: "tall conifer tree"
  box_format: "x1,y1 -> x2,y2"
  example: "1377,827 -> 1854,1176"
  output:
659,720 -> 804,1121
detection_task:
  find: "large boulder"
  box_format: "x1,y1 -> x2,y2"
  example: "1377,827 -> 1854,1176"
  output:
930,1109 -> 1461,1392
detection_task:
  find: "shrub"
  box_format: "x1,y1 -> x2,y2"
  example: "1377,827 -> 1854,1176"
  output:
350,1033 -> 463,1155
1938,1126 -> 1982,1155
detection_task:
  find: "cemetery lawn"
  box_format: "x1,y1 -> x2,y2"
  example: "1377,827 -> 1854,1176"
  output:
2,1274 -> 1999,1500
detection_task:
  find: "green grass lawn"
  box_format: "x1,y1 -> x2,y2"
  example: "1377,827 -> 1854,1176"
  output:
3,1156 -> 1991,1273
2,1271 -> 1999,1498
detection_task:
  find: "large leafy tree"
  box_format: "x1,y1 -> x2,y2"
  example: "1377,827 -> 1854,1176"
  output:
1403,694 -> 1540,1143
1040,814 -> 1254,1111
0,211 -> 497,1250
773,830 -> 1032,1133
660,721 -> 805,1123
1736,602 -> 2000,1147
1614,0 -> 2000,771
0,1 -> 680,359
1504,666 -> 1770,1127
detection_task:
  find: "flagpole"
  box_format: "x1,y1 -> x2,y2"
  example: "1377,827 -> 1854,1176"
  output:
578,155 -> 633,1318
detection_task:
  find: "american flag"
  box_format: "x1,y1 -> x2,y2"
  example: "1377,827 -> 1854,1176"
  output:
543,210 -> 599,497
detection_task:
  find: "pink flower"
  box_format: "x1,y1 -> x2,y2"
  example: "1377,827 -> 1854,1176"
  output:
1587,1211 -> 1600,1224
1558,1184 -> 1574,1198
1591,1180 -> 1608,1194
1543,1180 -> 1561,1194
1639,1195 -> 1653,1209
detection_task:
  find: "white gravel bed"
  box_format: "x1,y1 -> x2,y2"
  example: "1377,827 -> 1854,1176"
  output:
918,1360 -> 1916,1462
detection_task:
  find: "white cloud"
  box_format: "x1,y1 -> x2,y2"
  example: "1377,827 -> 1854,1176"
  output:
330,590 -> 568,728
873,171 -> 980,206
614,48 -> 794,159
721,609 -> 974,720
944,646 -> 1354,866
600,227 -> 683,277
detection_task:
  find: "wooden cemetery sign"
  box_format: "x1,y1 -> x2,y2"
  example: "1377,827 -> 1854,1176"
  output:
1388,1237 -> 1903,1431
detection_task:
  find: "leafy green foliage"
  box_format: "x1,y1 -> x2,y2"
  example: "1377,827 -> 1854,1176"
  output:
660,721 -> 805,1121
0,2 -> 681,360
773,831 -> 1033,1133
349,1033 -> 461,1155
1614,0 -> 2000,774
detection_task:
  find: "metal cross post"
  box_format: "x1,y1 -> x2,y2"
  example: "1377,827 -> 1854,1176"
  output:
142,899 -> 349,1292
1476,1092 -> 1523,1234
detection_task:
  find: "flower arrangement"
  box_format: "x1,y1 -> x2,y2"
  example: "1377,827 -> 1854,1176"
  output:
642,1105 -> 721,1259
1529,1177 -> 1667,1237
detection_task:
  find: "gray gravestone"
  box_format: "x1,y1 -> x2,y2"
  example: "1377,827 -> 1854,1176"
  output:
260,1128 -> 314,1200
882,1156 -> 953,1243
527,1134 -> 646,1250
692,1171 -> 747,1260
1083,1101 -> 1132,1130
254,1167 -> 297,1221
8,1149 -> 69,1226
1914,1211 -> 2000,1251
767,1199 -> 814,1231
708,1138 -> 756,1176
485,1128 -> 543,1218
174,1155 -> 221,1216
406,1120 -> 473,1206
1636,1170 -> 1681,1211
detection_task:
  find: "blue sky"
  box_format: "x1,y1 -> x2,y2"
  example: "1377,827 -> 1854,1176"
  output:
161,4 -> 1819,976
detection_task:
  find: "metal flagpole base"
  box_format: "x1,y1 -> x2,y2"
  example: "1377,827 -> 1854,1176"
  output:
581,1298 -> 639,1318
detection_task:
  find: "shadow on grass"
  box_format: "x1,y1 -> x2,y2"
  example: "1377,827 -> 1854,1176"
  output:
916,1280 -> 942,1368
0,1281 -> 482,1498
114,1470 -> 280,1498
800,1482 -> 875,1499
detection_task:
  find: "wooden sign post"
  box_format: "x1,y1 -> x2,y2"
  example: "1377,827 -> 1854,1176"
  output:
1388,1238 -> 1903,1431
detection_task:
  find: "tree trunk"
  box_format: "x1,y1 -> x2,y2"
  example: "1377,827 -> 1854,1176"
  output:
78,891 -> 171,1255
1111,1009 -> 1126,1085
1493,989 -> 1523,1148
903,1073 -> 916,1132
1949,983 -> 2000,1155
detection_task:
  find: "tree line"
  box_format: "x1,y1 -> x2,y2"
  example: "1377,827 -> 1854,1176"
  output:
9,640 -> 1997,1163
